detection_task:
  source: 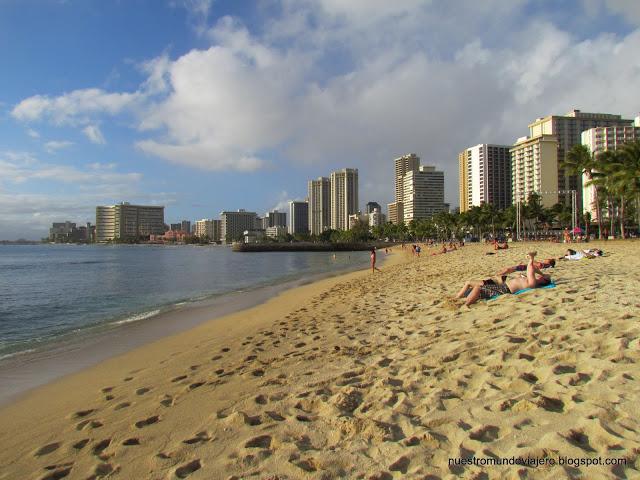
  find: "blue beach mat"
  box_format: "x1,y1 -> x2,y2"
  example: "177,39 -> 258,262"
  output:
488,282 -> 557,301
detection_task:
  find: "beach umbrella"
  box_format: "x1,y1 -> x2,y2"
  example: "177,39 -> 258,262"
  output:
572,226 -> 583,234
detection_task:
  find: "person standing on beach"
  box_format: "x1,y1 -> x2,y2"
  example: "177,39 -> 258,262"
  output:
370,247 -> 380,273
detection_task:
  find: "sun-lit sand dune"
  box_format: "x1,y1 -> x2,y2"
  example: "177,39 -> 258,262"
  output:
1,241 -> 638,479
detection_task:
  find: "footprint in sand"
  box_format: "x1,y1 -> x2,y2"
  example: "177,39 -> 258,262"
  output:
122,438 -> 140,446
183,431 -> 210,445
114,402 -> 130,411
172,375 -> 188,383
92,439 -> 111,456
35,442 -> 60,457
41,466 -> 72,480
175,459 -> 201,478
136,387 -> 151,395
72,438 -> 90,450
135,415 -> 160,428
469,425 -> 500,442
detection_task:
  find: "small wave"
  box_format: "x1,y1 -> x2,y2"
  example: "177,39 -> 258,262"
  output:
110,309 -> 161,326
0,348 -> 36,361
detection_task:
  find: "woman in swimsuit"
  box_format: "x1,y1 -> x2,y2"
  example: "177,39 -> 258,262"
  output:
456,252 -> 551,307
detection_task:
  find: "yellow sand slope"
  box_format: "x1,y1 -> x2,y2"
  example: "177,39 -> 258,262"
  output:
0,242 -> 638,479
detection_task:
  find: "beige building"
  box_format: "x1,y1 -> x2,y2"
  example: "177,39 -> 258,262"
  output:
220,210 -> 257,243
96,202 -> 164,242
330,168 -> 359,231
527,109 -> 634,207
458,144 -> 511,212
308,177 -> 331,235
402,166 -> 445,222
388,154 -> 420,224
581,123 -> 640,219
194,219 -> 221,241
510,135 -> 559,207
458,151 -> 468,213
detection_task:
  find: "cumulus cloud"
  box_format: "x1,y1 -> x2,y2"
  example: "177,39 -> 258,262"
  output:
0,151 -> 162,240
12,88 -> 140,125
0,151 -> 141,185
10,2 -> 640,207
26,128 -> 40,139
83,124 -> 106,145
44,140 -> 74,153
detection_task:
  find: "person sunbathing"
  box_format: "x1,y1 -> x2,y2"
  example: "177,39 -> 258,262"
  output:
493,239 -> 508,250
496,258 -> 555,277
456,252 -> 551,307
560,248 -> 603,260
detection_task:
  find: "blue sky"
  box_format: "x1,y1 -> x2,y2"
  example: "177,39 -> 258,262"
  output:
1,0 -> 639,239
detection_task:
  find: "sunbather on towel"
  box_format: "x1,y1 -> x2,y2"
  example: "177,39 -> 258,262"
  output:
497,258 -> 555,277
456,251 -> 552,307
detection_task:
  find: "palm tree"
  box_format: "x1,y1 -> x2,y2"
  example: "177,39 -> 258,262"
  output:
565,145 -> 601,238
618,140 -> 640,234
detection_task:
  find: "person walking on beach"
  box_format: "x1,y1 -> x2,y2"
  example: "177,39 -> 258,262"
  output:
370,247 -> 380,273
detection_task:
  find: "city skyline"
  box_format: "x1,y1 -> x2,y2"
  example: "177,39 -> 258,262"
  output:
2,1 -> 640,239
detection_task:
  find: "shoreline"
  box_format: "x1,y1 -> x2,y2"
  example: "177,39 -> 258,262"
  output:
0,250 -> 397,408
1,242 -> 637,479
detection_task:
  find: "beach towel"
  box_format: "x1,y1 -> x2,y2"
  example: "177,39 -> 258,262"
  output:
487,282 -> 556,301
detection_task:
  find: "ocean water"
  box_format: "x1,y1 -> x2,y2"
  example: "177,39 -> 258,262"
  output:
0,244 -> 368,360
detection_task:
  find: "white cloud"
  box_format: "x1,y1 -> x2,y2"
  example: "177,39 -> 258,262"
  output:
12,88 -> 140,125
269,191 -> 292,213
0,151 -> 141,185
9,2 -> 640,207
83,124 -> 106,145
26,128 -> 40,139
44,140 -> 74,153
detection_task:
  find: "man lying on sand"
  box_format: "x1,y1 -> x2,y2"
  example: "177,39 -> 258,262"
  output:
456,251 -> 552,307
560,248 -> 603,260
496,257 -> 555,277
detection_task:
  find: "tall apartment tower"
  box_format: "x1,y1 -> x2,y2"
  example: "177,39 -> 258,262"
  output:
194,219 -> 221,241
510,135 -> 559,207
458,144 -> 512,212
402,166 -> 445,222
308,177 -> 331,235
288,201 -> 309,235
265,210 -> 286,228
527,109 -> 634,208
581,124 -> 640,219
330,168 -> 359,231
96,202 -> 165,242
388,154 -> 420,224
220,209 -> 257,243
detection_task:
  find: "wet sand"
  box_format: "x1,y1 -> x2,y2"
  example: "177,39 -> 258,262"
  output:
0,242 -> 638,479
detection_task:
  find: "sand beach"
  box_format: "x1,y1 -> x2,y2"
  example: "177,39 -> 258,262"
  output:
0,241 -> 638,479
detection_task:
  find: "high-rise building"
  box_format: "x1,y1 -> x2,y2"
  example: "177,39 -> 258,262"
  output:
458,150 -> 468,213
581,124 -> 640,219
458,144 -> 512,212
194,219 -> 221,241
180,220 -> 191,234
330,168 -> 359,231
369,208 -> 385,228
288,201 -> 309,235
527,109 -> 634,208
266,210 -> 286,228
308,177 -> 331,235
96,202 -> 165,242
170,223 -> 181,231
388,154 -> 420,224
402,166 -> 445,222
220,210 -> 257,243
510,135 -> 559,207
366,202 -> 381,215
